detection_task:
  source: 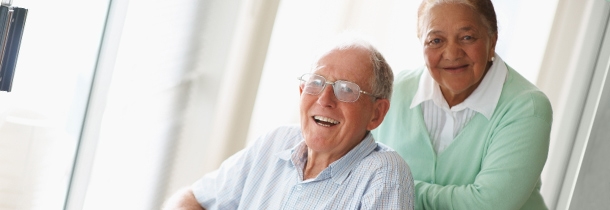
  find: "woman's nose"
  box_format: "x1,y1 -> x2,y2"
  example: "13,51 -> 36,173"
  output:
443,41 -> 465,61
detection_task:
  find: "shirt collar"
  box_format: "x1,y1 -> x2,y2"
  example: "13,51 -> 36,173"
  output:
410,53 -> 507,119
277,132 -> 378,185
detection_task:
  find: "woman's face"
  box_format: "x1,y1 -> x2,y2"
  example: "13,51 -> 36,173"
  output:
420,3 -> 496,106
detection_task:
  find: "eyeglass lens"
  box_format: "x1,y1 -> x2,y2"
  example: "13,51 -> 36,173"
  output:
299,73 -> 361,102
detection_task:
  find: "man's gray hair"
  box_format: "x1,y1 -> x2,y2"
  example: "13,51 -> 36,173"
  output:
313,33 -> 394,100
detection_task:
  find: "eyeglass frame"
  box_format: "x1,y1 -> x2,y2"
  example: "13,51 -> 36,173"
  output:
297,73 -> 378,102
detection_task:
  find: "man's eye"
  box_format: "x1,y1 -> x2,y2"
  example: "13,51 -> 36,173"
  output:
310,80 -> 323,86
341,85 -> 353,93
429,38 -> 441,44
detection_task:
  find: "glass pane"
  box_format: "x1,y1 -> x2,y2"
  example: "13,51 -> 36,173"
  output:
0,1 -> 109,209
82,0 -> 199,209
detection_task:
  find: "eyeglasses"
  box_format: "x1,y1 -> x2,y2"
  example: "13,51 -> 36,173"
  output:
298,73 -> 376,102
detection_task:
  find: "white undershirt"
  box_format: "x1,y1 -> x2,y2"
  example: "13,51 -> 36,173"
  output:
410,53 -> 507,154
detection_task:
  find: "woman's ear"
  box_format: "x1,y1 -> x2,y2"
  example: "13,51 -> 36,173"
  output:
489,33 -> 498,57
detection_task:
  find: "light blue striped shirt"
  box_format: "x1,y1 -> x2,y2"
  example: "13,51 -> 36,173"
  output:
192,125 -> 414,210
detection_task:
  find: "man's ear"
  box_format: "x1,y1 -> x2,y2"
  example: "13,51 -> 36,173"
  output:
366,98 -> 390,130
299,85 -> 303,95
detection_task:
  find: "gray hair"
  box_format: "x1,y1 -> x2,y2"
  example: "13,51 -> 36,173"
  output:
417,0 -> 498,39
313,34 -> 394,101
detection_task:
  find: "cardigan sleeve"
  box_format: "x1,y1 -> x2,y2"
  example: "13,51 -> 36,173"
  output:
415,91 -> 552,210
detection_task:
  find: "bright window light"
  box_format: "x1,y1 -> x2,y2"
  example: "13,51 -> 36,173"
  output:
0,0 -> 109,209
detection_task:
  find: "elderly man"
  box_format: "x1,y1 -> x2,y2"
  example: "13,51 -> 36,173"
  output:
163,37 -> 414,210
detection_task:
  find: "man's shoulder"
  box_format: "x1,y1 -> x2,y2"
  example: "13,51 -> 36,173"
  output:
361,142 -> 411,173
353,143 -> 413,187
255,124 -> 303,150
265,124 -> 302,138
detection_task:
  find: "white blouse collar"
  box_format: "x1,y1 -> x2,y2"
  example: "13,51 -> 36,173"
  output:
410,53 -> 508,119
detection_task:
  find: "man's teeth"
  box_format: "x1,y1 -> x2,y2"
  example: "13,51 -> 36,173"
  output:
313,116 -> 339,126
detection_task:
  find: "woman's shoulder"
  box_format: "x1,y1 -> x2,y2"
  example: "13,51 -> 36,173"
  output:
497,66 -> 553,122
502,65 -> 551,103
394,66 -> 425,84
392,66 -> 425,97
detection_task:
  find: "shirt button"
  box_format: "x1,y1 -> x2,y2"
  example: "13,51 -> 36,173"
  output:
296,185 -> 303,191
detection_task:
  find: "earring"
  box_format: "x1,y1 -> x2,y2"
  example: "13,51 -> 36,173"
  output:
491,57 -> 495,62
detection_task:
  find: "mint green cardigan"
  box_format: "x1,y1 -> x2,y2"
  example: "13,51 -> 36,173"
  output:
373,65 -> 552,210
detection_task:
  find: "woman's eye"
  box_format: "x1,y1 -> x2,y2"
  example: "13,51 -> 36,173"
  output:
462,35 -> 476,43
425,38 -> 442,48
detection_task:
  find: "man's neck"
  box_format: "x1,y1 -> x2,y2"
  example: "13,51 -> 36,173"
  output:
303,150 -> 341,180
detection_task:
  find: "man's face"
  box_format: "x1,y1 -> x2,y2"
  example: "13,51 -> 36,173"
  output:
299,48 -> 388,156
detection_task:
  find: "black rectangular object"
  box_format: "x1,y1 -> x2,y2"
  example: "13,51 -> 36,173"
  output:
0,5 -> 27,92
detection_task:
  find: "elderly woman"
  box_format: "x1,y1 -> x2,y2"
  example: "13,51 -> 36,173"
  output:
373,0 -> 552,209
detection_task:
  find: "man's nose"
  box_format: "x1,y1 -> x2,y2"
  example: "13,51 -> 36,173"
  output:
317,83 -> 337,107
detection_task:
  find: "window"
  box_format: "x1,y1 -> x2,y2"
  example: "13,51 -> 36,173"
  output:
81,0 -> 201,209
0,1 -> 110,209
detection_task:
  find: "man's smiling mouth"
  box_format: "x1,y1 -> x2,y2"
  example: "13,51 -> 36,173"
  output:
313,116 -> 339,127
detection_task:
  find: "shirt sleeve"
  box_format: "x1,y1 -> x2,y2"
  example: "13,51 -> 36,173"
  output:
360,153 -> 415,210
191,125 -> 298,209
415,93 -> 552,210
191,148 -> 250,210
